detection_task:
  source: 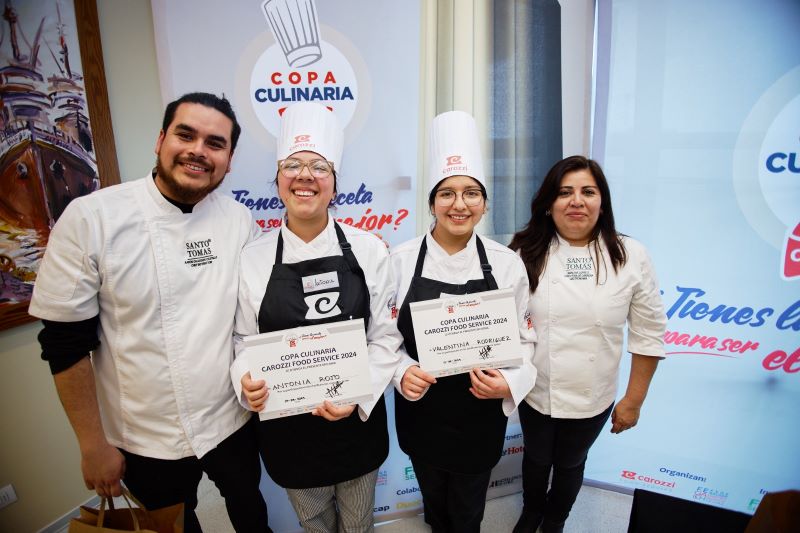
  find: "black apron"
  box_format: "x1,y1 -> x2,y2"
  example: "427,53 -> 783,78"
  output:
395,235 -> 508,474
256,222 -> 389,489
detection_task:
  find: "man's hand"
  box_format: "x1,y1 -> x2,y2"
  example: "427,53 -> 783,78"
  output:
80,441 -> 125,497
241,372 -> 268,411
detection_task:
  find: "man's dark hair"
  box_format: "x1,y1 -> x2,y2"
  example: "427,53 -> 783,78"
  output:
161,92 -> 242,151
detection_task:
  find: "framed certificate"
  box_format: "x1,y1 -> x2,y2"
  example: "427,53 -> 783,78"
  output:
243,319 -> 373,420
409,288 -> 523,377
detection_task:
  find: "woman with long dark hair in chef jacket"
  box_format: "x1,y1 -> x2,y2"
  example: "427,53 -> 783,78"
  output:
508,156 -> 666,533
230,102 -> 402,533
391,111 -> 537,533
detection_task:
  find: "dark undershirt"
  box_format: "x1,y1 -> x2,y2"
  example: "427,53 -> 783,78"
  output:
39,176 -> 197,374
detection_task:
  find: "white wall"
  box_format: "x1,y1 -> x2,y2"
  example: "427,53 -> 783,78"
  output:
0,2 -> 162,531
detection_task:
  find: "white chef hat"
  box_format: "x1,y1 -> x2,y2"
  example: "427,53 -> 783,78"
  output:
427,110 -> 486,195
277,102 -> 343,169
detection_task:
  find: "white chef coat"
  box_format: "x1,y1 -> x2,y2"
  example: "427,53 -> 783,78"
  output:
231,215 -> 403,420
524,234 -> 666,419
29,175 -> 260,459
390,232 -> 537,416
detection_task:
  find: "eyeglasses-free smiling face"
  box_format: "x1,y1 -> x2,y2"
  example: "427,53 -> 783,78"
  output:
550,168 -> 602,246
277,151 -> 336,229
431,175 -> 486,241
154,102 -> 234,204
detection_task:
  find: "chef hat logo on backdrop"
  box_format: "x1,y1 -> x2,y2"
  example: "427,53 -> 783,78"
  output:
278,102 -> 344,168
427,111 -> 486,195
262,0 -> 322,68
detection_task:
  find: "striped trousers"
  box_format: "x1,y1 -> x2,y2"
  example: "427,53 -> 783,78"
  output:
286,469 -> 379,533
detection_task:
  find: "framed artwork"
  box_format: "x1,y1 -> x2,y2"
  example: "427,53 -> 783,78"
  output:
0,0 -> 119,331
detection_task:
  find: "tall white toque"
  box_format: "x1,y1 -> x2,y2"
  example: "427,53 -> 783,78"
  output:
277,102 -> 344,170
427,110 -> 486,195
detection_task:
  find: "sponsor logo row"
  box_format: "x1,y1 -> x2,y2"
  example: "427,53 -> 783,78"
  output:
620,468 -> 770,511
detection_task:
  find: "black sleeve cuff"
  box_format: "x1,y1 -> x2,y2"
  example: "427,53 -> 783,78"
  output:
38,316 -> 100,374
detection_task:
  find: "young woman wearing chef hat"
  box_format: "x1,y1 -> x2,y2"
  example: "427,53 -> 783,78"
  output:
390,111 -> 537,533
230,102 -> 402,532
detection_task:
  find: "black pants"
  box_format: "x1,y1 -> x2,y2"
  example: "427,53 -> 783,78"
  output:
121,416 -> 270,533
517,402 -> 613,529
411,457 -> 492,533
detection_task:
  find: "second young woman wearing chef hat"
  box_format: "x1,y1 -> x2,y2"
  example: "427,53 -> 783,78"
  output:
230,102 -> 402,532
390,111 -> 537,533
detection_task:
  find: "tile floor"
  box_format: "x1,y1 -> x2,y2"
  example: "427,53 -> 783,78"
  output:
195,476 -> 633,532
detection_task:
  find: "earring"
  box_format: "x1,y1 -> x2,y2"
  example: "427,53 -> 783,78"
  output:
545,209 -> 551,216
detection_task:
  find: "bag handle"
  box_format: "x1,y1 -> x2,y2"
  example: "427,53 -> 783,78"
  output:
96,488 -> 142,531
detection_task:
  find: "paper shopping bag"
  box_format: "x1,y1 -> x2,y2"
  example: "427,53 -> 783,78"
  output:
69,488 -> 183,533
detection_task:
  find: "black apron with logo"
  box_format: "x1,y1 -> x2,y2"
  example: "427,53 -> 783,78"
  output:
256,222 -> 389,489
395,235 -> 508,474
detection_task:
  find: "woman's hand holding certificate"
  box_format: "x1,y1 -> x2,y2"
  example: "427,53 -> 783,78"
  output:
242,319 -> 373,420
409,288 -> 524,377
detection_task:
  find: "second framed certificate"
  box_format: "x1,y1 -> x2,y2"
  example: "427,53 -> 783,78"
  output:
409,288 -> 523,377
242,319 -> 373,420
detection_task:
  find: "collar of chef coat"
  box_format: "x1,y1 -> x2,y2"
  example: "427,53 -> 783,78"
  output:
144,172 -> 213,215
422,230 -> 479,280
279,213 -> 339,262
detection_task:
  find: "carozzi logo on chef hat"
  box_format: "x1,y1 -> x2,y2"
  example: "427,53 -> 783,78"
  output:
288,132 -> 318,154
446,155 -> 462,166
733,66 -> 800,281
237,0 -> 371,144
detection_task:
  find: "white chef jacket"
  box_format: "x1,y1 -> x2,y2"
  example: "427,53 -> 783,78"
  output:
230,215 -> 403,420
524,234 -> 667,419
29,175 -> 260,459
390,232 -> 537,416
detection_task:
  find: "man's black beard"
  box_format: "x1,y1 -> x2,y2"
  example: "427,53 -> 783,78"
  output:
155,155 -> 224,204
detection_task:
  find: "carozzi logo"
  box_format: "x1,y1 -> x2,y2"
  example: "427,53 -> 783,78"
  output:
294,134 -> 311,143
620,470 -> 675,490
446,155 -> 462,166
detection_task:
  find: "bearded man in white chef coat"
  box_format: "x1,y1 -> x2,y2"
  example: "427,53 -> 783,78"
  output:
30,93 -> 271,533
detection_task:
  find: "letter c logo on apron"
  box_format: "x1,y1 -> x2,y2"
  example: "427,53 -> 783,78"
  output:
303,291 -> 342,319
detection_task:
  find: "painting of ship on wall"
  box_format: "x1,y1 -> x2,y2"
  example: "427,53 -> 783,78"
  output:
0,0 -> 116,331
